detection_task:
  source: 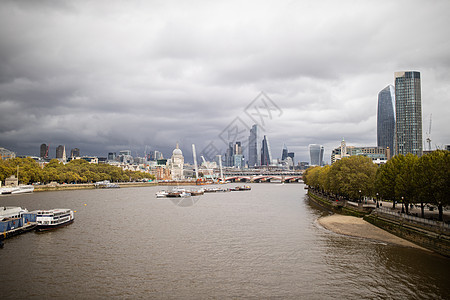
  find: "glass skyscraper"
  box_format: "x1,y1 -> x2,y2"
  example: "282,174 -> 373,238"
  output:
248,124 -> 261,167
261,135 -> 272,166
377,85 -> 395,154
309,144 -> 324,166
395,71 -> 422,156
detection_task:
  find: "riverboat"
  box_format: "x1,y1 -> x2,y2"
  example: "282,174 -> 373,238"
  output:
166,190 -> 191,198
0,207 -> 37,240
0,185 -> 34,195
231,186 -> 251,191
35,209 -> 74,231
156,190 -> 169,198
204,187 -> 230,193
94,180 -> 120,188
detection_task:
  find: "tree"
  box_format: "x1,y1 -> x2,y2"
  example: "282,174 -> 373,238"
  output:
394,154 -> 419,214
328,156 -> 377,201
416,150 -> 450,221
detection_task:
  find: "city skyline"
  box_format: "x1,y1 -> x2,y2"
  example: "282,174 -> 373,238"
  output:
1,1 -> 449,163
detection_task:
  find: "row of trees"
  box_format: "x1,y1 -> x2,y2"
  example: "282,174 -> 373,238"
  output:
303,151 -> 450,221
0,158 -> 154,184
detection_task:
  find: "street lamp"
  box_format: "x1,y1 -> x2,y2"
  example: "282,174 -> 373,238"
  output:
376,193 -> 379,208
359,190 -> 361,203
401,196 -> 405,214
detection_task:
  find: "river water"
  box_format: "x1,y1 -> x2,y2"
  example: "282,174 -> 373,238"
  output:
1,183 -> 449,299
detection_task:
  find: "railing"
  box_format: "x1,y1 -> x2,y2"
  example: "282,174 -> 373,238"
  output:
374,207 -> 450,232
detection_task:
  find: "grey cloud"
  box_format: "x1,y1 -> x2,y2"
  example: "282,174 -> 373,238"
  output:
1,0 -> 449,163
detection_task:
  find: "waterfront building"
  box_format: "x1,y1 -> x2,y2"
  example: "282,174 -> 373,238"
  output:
395,71 -> 422,156
56,145 -> 66,162
70,148 -> 80,158
248,124 -> 261,167
309,144 -> 324,166
261,135 -> 273,166
0,147 -> 16,160
169,143 -> 184,180
377,85 -> 395,156
331,143 -> 388,164
40,143 -> 49,159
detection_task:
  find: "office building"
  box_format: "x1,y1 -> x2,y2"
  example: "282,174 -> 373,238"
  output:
0,147 -> 16,160
287,152 -> 295,164
108,152 -> 117,161
281,144 -> 288,161
248,124 -> 261,167
56,145 -> 66,162
70,148 -> 80,158
377,84 -> 395,156
395,71 -> 422,156
225,141 -> 244,168
40,143 -> 49,159
309,144 -> 324,166
261,135 -> 273,166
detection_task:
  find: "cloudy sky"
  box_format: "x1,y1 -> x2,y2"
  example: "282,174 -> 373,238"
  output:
1,0 -> 449,163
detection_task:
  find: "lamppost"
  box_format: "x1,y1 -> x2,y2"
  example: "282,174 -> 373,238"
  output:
401,196 -> 405,214
359,190 -> 362,203
376,193 -> 379,208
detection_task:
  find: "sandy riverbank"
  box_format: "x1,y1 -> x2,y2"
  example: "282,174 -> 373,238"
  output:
318,214 -> 428,250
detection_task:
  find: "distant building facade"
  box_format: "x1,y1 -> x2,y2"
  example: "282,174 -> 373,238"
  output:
331,142 -> 388,164
40,143 -> 49,159
225,142 -> 244,168
395,71 -> 422,156
377,84 -> 395,157
169,144 -> 184,180
108,152 -> 117,161
70,148 -> 80,158
261,135 -> 273,166
281,144 -> 288,161
56,145 -> 66,162
309,144 -> 324,166
248,124 -> 261,167
0,147 -> 16,160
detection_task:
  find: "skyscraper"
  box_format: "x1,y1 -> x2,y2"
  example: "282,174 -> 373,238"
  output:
261,135 -> 273,166
395,71 -> 422,156
56,145 -> 66,162
281,144 -> 288,161
40,143 -> 49,159
248,124 -> 261,167
377,85 -> 395,154
70,148 -> 80,158
309,144 -> 324,166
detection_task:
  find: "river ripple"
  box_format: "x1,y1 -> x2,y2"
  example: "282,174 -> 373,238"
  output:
1,183 -> 448,299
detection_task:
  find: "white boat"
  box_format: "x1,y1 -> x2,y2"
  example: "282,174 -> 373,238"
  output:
11,185 -> 35,194
35,209 -> 74,231
156,190 -> 169,198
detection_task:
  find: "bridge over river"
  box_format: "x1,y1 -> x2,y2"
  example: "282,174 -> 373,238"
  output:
222,170 -> 303,183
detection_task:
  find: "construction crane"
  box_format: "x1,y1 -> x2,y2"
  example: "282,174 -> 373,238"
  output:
426,114 -> 432,151
218,155 -> 224,182
201,155 -> 215,180
192,144 -> 199,179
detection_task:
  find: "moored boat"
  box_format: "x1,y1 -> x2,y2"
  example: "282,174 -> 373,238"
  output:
35,209 -> 74,231
231,186 -> 251,191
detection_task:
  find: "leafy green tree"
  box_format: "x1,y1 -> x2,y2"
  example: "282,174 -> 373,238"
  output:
328,156 -> 377,201
394,154 -> 419,214
416,150 -> 450,221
